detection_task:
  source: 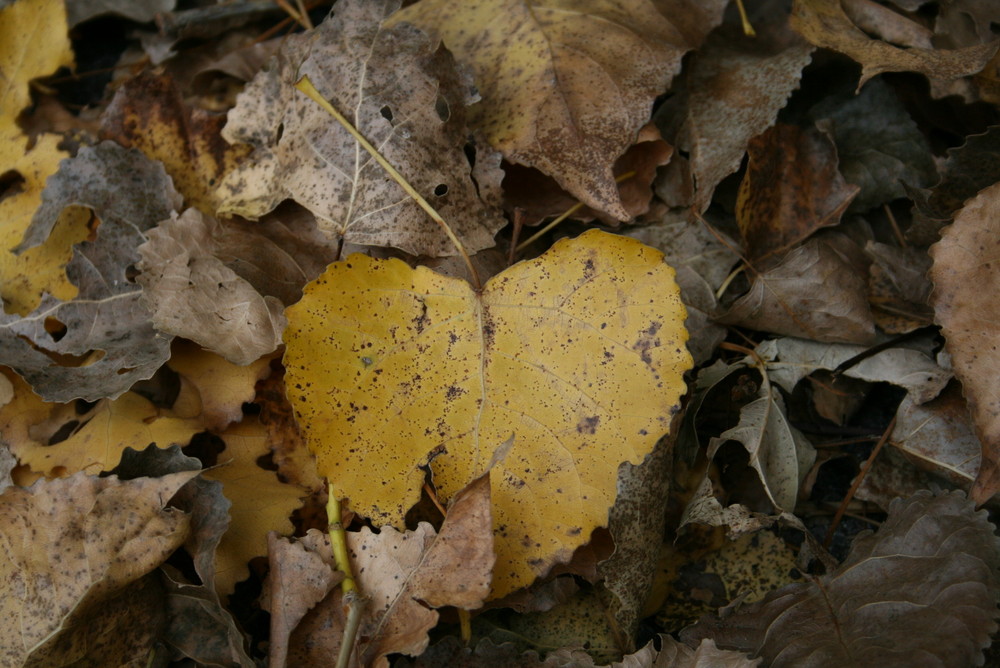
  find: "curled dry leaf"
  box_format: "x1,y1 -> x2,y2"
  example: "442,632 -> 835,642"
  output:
718,236 -> 877,344
736,123 -> 859,265
389,0 -> 725,221
663,23 -> 814,212
1,142 -> 182,402
271,474 -> 493,667
791,0 -> 999,88
930,180 -> 1000,504
0,471 -> 197,666
219,0 -> 505,257
682,490 -> 1000,668
138,208 -> 286,365
284,230 -> 692,597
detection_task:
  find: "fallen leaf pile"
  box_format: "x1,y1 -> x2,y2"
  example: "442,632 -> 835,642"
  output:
2,0 -> 1000,665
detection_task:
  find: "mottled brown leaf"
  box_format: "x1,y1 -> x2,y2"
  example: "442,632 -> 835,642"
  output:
930,180 -> 1000,504
682,490 -> 1000,668
389,0 -> 725,221
737,123 -> 859,265
718,236 -> 877,344
0,471 -> 196,666
219,0 -> 505,257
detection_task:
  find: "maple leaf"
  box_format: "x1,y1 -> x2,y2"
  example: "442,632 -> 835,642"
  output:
389,0 -> 726,221
218,0 -> 506,257
284,230 -> 692,598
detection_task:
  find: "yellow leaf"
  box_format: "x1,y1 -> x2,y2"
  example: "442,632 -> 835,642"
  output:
0,0 -> 80,314
207,418 -> 303,597
284,230 -> 691,597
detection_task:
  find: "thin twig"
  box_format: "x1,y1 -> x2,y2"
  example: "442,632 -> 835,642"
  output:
327,485 -> 363,668
823,416 -> 895,549
295,75 -> 481,289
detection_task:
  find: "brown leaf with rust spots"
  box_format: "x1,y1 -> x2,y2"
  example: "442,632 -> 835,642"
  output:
503,124 -> 673,227
791,0 -> 999,88
661,22 -> 814,212
389,0 -> 725,221
102,70 -> 250,215
930,180 -> 1000,504
736,123 -> 859,265
0,471 -> 196,667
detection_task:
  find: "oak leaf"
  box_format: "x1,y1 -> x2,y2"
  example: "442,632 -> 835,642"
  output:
388,0 -> 725,221
219,0 -> 505,257
930,180 -> 1000,504
682,490 -> 1000,668
284,230 -> 691,597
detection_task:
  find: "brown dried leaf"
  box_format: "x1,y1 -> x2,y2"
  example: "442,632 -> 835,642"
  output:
1,142 -> 181,402
736,123 -> 859,264
0,471 -> 196,666
930,180 -> 1000,504
137,209 -> 286,365
791,0 -> 999,88
682,491 -> 1000,668
219,0 -> 505,257
389,0 -> 725,221
718,236 -> 877,344
866,240 -> 935,333
664,23 -> 814,212
101,70 -> 250,215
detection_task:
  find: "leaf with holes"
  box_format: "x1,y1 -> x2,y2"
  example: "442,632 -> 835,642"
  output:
284,230 -> 691,598
218,0 -> 505,257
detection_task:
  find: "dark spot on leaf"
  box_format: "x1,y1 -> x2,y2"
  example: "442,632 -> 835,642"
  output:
380,105 -> 393,122
576,415 -> 599,434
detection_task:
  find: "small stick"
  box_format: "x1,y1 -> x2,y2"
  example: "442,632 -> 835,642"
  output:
327,485 -> 364,668
734,0 -> 756,37
822,416 -> 896,549
295,75 -> 481,290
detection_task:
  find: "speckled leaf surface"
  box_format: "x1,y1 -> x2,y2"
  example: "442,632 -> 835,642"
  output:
388,0 -> 725,221
218,0 -> 505,257
284,230 -> 691,597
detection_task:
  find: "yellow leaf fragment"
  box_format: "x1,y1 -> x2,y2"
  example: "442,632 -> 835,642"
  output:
0,0 -> 79,314
285,230 -> 691,596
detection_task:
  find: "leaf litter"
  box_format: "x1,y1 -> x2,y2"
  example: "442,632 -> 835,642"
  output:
2,0 -> 1000,664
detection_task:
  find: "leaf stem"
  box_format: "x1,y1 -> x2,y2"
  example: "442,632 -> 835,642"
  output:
295,75 -> 481,289
327,484 -> 364,668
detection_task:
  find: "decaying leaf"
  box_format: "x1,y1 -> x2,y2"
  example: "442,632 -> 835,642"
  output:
930,180 -> 1000,504
270,474 -> 493,667
0,0 -> 80,316
138,208 -> 286,365
718,236 -> 877,344
757,336 -> 951,404
662,22 -> 814,212
809,77 -> 938,212
102,70 -> 251,215
389,0 -> 725,221
1,141 -> 182,402
736,123 -> 859,264
0,471 -> 196,666
791,0 -> 999,88
285,230 -> 691,597
219,0 -> 506,257
682,490 -> 1000,668
65,0 -> 173,27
